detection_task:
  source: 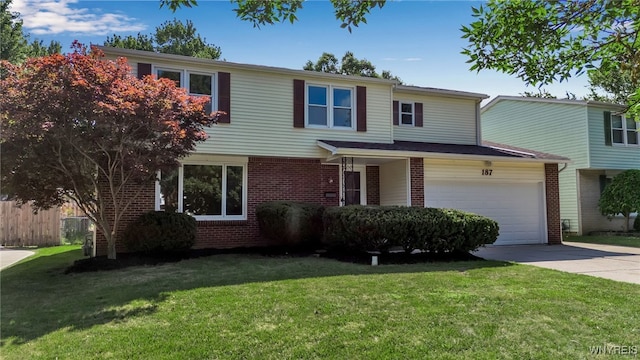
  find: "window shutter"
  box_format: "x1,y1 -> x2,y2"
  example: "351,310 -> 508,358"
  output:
415,102 -> 423,127
604,111 -> 612,146
393,101 -> 399,126
293,79 -> 305,128
137,63 -> 152,79
357,86 -> 367,132
217,72 -> 231,123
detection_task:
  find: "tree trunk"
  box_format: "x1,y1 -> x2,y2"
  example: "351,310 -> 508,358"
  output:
107,230 -> 117,260
625,214 -> 630,233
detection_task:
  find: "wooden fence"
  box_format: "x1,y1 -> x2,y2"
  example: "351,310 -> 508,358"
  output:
0,201 -> 81,247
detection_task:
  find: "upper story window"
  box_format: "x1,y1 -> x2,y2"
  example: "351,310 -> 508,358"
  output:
399,102 -> 414,126
611,114 -> 638,146
156,68 -> 215,114
306,84 -> 354,129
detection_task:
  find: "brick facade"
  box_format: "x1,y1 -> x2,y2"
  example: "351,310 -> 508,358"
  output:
410,158 -> 424,207
545,163 -> 562,245
96,157 -> 340,256
366,166 -> 380,205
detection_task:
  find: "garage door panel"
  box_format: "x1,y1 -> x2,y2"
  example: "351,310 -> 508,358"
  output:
425,181 -> 545,245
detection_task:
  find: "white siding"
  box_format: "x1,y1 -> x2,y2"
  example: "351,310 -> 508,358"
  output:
115,55 -> 394,159
379,160 -> 408,206
424,159 -> 545,183
394,93 -> 477,145
482,100 -> 588,233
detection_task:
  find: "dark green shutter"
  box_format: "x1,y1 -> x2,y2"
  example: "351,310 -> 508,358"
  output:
604,111 -> 612,146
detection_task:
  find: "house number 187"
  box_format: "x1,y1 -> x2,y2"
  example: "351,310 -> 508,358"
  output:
482,169 -> 493,176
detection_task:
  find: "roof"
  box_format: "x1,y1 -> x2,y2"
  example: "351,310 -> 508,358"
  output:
317,140 -> 569,163
482,95 -> 626,113
395,84 -> 488,101
98,46 -> 398,85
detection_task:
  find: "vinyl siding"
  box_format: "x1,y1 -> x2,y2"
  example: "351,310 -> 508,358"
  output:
424,159 -> 545,182
482,100 -> 589,233
379,160 -> 408,206
116,55 -> 394,159
394,93 -> 477,145
587,105 -> 640,169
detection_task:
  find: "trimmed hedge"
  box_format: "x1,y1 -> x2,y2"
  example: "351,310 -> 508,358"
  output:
634,216 -> 640,231
323,206 -> 499,253
123,211 -> 197,255
256,201 -> 324,246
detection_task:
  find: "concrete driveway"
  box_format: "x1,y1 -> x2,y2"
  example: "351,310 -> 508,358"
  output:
474,242 -> 640,285
0,247 -> 35,270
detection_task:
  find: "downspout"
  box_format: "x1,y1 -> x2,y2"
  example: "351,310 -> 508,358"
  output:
558,163 -> 568,173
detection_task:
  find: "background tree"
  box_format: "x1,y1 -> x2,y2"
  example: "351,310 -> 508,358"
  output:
0,43 -> 218,259
304,51 -> 401,82
461,0 -> 640,118
599,170 -> 640,233
1,0 -> 60,63
104,19 -> 221,59
160,0 -> 386,32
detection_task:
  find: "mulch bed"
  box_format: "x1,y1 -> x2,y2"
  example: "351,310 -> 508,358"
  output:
65,246 -> 482,274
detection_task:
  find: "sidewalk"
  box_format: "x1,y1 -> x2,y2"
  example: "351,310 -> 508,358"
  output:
0,247 -> 35,270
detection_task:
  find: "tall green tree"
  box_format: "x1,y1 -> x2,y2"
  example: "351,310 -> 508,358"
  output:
599,170 -> 640,232
304,51 -> 401,82
160,0 -> 386,32
462,0 -> 640,118
104,19 -> 221,59
1,0 -> 61,63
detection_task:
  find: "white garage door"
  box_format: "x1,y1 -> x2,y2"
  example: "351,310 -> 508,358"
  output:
425,181 -> 546,245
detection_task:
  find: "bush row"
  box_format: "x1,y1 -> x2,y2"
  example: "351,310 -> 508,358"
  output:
256,202 -> 499,253
256,201 -> 324,246
123,211 -> 196,255
322,205 -> 499,253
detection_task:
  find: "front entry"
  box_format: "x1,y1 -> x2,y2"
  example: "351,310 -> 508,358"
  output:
341,164 -> 367,205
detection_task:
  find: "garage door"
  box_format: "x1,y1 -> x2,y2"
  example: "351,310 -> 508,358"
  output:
424,181 -> 545,245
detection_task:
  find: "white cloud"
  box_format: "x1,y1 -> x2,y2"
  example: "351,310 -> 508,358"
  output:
9,0 -> 146,35
404,57 -> 422,62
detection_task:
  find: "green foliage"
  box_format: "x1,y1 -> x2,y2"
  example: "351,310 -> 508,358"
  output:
462,0 -> 640,119
599,169 -> 640,232
633,216 -> 640,232
256,201 -> 324,246
160,0 -> 386,32
104,19 -> 221,59
123,211 -> 196,255
304,51 -> 401,82
0,0 -> 60,64
323,206 -> 499,253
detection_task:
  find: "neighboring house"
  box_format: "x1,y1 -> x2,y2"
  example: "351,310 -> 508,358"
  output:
95,47 -> 568,256
482,96 -> 639,235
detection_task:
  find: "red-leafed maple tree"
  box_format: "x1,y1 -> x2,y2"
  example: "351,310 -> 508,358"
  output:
0,42 -> 218,259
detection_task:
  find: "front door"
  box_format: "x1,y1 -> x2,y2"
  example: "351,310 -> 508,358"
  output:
344,171 -> 362,205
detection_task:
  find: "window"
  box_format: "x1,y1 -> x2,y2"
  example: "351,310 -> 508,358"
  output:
399,102 -> 414,126
156,68 -> 215,114
306,84 -> 354,128
157,163 -> 246,220
611,114 -> 638,145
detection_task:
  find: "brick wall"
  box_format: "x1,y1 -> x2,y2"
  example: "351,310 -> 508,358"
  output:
545,163 -> 562,244
96,157 -> 340,255
366,166 -> 380,205
410,158 -> 424,207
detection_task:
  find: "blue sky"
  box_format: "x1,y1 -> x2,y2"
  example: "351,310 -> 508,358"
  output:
10,0 -> 591,101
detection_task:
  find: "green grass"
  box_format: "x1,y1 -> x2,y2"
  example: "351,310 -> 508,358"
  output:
2,246 -> 639,359
567,235 -> 640,248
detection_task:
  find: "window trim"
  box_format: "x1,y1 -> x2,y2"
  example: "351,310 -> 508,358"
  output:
398,101 -> 415,127
611,113 -> 639,146
154,66 -> 217,113
305,83 -> 355,130
155,160 -> 248,221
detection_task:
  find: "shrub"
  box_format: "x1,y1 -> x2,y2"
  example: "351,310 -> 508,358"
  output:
323,206 -> 499,253
256,201 -> 324,246
123,211 -> 196,255
634,216 -> 640,232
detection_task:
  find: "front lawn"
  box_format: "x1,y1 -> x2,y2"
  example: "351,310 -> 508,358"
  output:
567,235 -> 640,248
1,246 -> 639,359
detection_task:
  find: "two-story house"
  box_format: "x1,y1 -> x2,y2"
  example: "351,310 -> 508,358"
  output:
482,96 -> 639,235
94,47 -> 568,256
